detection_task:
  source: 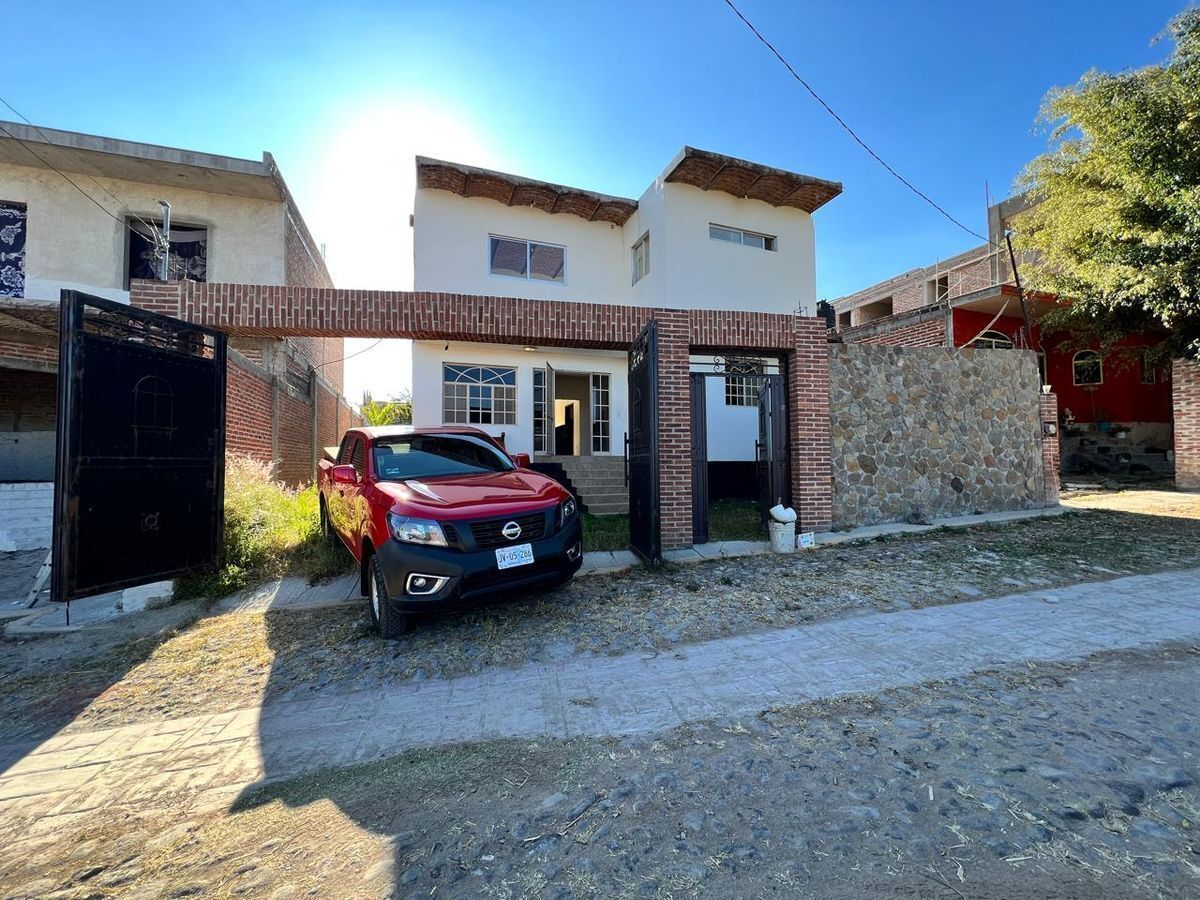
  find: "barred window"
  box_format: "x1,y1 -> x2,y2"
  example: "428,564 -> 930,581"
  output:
970,330 -> 1013,350
1072,350 -> 1103,386
443,364 -> 517,425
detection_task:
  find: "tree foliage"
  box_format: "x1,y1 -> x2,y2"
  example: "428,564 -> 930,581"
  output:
1015,10 -> 1200,357
360,390 -> 412,426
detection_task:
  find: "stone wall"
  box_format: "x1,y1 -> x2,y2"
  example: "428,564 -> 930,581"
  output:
829,344 -> 1050,529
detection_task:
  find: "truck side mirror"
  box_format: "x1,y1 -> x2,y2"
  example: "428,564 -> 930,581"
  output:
513,453 -> 531,469
331,464 -> 359,485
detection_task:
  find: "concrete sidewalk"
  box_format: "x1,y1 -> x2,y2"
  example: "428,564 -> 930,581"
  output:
3,564 -> 1196,830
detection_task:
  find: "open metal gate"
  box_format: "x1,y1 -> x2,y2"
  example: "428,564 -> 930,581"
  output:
626,320 -> 660,563
52,291 -> 227,603
756,374 -> 790,521
689,373 -> 709,544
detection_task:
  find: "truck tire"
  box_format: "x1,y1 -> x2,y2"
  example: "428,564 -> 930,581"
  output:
368,553 -> 408,639
320,498 -> 337,548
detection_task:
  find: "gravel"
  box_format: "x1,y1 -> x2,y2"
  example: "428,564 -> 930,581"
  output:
2,645 -> 1197,899
2,506 -> 1199,742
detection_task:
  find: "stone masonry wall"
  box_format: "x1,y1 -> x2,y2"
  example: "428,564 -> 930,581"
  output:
829,344 -> 1049,529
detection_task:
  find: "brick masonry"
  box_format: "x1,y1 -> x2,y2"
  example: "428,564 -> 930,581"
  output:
1039,393 -> 1061,502
129,281 -> 841,548
838,306 -> 948,348
1174,359 -> 1200,490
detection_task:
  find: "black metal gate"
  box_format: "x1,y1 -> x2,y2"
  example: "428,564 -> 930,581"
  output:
689,373 -> 709,544
756,374 -> 789,521
52,291 -> 227,603
626,320 -> 660,563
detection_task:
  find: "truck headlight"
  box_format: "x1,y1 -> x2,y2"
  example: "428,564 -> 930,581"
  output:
387,513 -> 448,547
561,498 -> 577,520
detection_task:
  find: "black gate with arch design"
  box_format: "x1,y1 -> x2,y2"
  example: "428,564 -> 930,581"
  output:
53,291 -> 227,603
626,320 -> 660,564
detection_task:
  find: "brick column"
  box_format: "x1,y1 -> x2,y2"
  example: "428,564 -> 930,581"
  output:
788,319 -> 833,532
1173,359 -> 1200,490
656,310 -> 692,550
1039,392 -> 1061,504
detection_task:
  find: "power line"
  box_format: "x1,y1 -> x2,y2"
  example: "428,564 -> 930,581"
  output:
0,96 -> 162,238
720,0 -> 996,249
314,338 -> 385,370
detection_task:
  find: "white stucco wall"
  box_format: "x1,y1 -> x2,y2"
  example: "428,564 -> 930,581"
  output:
410,340 -> 628,457
0,161 -> 286,303
704,377 -> 759,462
413,189 -> 627,302
656,182 -> 814,315
413,176 -> 816,315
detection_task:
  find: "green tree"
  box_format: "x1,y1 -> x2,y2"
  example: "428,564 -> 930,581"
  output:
1014,9 -> 1200,358
360,390 -> 412,426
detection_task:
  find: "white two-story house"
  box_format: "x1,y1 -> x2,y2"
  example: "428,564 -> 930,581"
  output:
410,147 -> 840,512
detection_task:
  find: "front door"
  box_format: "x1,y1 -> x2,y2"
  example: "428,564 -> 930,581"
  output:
756,375 -> 789,521
627,320 -> 660,563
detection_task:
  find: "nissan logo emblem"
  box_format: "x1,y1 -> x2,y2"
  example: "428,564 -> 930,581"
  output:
501,521 -> 522,541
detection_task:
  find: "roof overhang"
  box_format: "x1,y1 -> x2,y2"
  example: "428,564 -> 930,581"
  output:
416,156 -> 639,225
0,120 -> 279,200
0,297 -> 59,348
663,147 -> 842,214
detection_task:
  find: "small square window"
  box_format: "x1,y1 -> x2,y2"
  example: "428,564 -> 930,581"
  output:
632,233 -> 650,284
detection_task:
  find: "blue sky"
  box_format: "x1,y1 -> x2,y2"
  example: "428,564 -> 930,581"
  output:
4,0 -> 1186,396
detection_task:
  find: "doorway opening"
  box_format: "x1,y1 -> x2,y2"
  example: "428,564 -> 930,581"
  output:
534,368 -> 612,458
689,354 -> 787,544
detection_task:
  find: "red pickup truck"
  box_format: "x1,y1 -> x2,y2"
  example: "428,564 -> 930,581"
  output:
317,426 -> 583,638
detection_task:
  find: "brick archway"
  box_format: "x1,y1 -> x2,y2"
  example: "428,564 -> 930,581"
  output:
132,280 -> 832,549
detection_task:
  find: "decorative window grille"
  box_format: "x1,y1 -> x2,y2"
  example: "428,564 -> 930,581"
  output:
443,364 -> 517,425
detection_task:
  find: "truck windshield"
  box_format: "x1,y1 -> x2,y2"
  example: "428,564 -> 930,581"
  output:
371,434 -> 515,481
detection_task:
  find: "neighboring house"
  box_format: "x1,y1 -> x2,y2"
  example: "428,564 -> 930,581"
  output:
0,122 -> 357,548
410,148 -> 840,510
829,194 -> 1176,479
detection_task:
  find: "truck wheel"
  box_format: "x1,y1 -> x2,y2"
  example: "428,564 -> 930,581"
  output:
320,498 -> 337,548
368,554 -> 408,639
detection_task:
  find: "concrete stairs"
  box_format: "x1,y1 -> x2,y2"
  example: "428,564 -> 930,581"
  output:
531,455 -> 628,516
0,482 -> 53,551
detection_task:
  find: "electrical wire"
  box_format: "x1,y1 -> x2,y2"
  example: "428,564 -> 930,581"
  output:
314,338 -> 385,370
720,0 -> 998,249
0,96 -> 163,239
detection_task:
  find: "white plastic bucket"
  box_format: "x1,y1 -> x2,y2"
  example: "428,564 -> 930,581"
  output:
768,520 -> 796,554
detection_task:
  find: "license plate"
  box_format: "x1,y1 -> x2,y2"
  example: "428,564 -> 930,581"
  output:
495,543 -> 534,570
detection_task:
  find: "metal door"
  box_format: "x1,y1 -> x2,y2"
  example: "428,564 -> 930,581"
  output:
53,291 -> 227,603
627,320 -> 660,563
689,373 -> 709,544
755,374 -> 789,521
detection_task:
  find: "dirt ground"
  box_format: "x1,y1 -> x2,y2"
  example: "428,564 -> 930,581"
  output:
2,500 -> 1198,743
1062,486 -> 1200,519
2,646 -> 1197,899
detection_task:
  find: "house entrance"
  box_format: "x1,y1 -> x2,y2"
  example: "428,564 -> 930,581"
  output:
688,354 -> 788,543
534,366 -> 613,457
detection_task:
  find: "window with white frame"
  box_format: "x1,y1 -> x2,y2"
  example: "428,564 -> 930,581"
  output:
1072,350 -> 1103,386
724,359 -> 766,406
970,330 -> 1014,350
709,224 -> 776,251
631,232 -> 649,284
591,373 -> 611,452
489,236 -> 565,283
443,364 -> 517,425
533,368 -> 547,453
